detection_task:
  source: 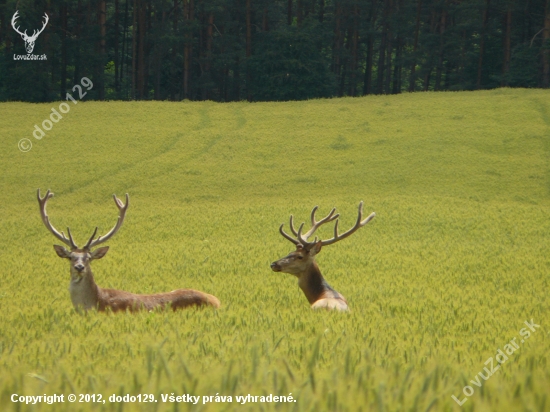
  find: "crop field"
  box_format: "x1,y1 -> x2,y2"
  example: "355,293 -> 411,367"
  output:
0,89 -> 549,411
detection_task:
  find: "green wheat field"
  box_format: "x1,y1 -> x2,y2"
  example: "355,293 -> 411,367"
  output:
0,89 -> 549,411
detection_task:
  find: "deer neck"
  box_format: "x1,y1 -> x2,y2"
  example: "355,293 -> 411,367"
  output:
69,266 -> 101,311
297,261 -> 341,305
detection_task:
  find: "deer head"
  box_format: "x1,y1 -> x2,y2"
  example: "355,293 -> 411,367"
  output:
272,202 -> 375,272
37,189 -> 129,283
12,11 -> 49,54
271,202 -> 375,310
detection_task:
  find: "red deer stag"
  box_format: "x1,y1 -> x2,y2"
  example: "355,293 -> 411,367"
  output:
38,189 -> 220,312
270,202 -> 375,311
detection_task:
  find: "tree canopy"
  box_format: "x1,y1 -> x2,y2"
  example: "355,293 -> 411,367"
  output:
0,0 -> 549,102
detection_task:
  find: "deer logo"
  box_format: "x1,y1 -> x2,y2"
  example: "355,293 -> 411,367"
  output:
11,11 -> 49,54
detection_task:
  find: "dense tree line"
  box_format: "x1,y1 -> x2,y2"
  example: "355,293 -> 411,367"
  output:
0,0 -> 549,102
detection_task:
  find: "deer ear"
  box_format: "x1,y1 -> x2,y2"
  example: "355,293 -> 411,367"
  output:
53,245 -> 71,259
310,241 -> 322,256
90,246 -> 109,260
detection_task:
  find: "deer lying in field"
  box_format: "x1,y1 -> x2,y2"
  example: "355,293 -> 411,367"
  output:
38,189 -> 220,312
271,202 -> 375,311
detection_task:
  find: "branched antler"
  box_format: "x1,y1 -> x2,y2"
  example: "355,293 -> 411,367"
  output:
37,189 -> 78,249
38,189 -> 129,250
279,202 -> 375,250
83,194 -> 129,250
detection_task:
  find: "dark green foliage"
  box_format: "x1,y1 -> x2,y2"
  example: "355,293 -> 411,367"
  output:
248,22 -> 335,101
0,0 -> 549,102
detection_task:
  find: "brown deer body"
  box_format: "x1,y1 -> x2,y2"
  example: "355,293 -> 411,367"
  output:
271,202 -> 375,311
38,189 -> 220,312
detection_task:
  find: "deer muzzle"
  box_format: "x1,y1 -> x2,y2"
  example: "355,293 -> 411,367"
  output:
270,262 -> 281,272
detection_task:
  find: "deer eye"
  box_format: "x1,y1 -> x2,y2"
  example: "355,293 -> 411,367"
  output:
297,256 -> 303,260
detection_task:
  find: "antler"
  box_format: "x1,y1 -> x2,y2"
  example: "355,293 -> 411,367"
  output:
279,206 -> 338,246
301,206 -> 339,240
315,201 -> 375,247
11,11 -> 27,38
37,189 -> 78,249
29,13 -> 49,40
83,194 -> 129,250
279,202 -> 375,249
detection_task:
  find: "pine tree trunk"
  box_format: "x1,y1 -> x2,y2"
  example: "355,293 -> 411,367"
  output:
45,2 -> 52,88
121,0 -> 129,97
171,0 -> 178,100
233,55 -> 240,100
384,0 -> 394,94
333,2 -> 343,88
1,7 -> 10,55
459,29 -> 466,87
132,0 -> 137,99
363,35 -> 374,94
137,0 -> 146,99
384,32 -> 392,94
115,0 -> 120,94
340,27 -> 350,97
423,10 -> 434,90
543,0 -> 550,87
155,11 -> 166,100
502,5 -> 512,86
377,35 -> 386,94
246,0 -> 252,101
377,0 -> 390,94
60,3 -> 68,99
363,0 -> 378,95
183,0 -> 194,99
263,5 -> 269,31
392,36 -> 402,94
98,0 -> 106,99
423,70 -> 431,91
288,0 -> 292,25
144,3 -> 152,99
74,0 -> 82,86
349,2 -> 359,96
409,0 -> 422,91
435,8 -> 447,91
477,0 -> 490,89
204,12 -> 213,100
0,8 -> 3,47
